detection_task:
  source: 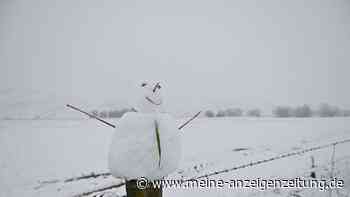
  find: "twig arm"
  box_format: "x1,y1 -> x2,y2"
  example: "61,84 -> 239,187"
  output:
66,104 -> 116,128
178,111 -> 201,130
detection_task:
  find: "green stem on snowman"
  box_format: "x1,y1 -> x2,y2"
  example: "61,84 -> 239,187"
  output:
154,120 -> 162,168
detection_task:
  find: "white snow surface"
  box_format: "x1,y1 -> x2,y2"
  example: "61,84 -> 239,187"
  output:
108,112 -> 181,180
0,117 -> 350,197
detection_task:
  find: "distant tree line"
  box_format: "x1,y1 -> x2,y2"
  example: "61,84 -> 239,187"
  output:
273,105 -> 312,118
204,108 -> 261,118
204,103 -> 350,118
90,103 -> 350,119
273,103 -> 350,118
90,108 -> 133,118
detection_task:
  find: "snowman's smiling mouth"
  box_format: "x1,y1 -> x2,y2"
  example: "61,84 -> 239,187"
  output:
145,96 -> 162,106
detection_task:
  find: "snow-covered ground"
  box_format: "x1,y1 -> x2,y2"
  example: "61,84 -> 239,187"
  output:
1,117 -> 350,197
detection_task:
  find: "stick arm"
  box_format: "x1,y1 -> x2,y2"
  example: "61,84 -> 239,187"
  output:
178,111 -> 201,130
66,104 -> 116,128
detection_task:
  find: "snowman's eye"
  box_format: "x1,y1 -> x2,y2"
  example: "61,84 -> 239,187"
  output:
158,85 -> 161,89
141,83 -> 147,87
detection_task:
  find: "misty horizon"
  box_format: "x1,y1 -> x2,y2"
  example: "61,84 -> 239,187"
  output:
1,0 -> 350,118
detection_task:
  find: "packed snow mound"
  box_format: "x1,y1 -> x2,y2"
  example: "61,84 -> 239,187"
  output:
108,112 -> 181,180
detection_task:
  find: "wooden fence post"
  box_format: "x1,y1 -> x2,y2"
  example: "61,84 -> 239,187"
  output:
310,156 -> 316,178
126,179 -> 162,197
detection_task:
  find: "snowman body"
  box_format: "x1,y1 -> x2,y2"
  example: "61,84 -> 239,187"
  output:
108,82 -> 182,180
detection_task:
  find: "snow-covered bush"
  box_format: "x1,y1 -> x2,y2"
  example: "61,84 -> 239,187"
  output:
108,110 -> 123,118
342,110 -> 350,117
205,110 -> 215,118
247,109 -> 261,117
273,106 -> 293,117
91,110 -> 99,117
293,104 -> 312,117
225,108 -> 243,117
89,108 -> 132,118
215,108 -> 243,117
99,110 -> 108,118
317,103 -> 340,117
216,110 -> 226,117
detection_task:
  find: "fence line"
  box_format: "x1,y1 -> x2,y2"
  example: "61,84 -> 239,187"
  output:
72,138 -> 350,196
190,138 -> 350,180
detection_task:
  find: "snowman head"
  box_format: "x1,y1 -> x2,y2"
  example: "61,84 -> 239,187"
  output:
135,81 -> 163,113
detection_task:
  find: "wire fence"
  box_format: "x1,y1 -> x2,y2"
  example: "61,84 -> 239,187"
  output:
190,138 -> 350,180
70,138 -> 350,197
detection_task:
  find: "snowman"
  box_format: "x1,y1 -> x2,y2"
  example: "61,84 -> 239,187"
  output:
108,82 -> 182,181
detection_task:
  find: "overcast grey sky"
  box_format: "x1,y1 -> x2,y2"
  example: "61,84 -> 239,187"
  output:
1,0 -> 350,116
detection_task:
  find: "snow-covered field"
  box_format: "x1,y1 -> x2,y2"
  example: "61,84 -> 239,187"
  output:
1,117 -> 350,197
